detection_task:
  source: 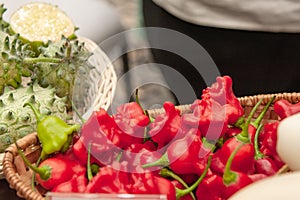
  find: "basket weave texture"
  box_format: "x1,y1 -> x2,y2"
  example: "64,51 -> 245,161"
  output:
77,37 -> 117,116
3,92 -> 300,200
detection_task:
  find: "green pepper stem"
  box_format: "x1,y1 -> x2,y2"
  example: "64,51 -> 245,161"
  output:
87,143 -> 93,181
71,102 -> 86,124
15,142 -> 51,180
142,153 -> 169,168
159,168 -> 196,200
254,124 -> 265,160
223,143 -> 244,185
202,137 -> 217,152
176,156 -> 212,199
23,102 -> 43,122
252,96 -> 276,129
237,98 -> 263,142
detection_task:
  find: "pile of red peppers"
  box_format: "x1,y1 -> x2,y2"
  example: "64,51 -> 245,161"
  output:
25,75 -> 295,200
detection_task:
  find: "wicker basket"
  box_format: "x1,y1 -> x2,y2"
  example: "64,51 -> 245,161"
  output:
3,92 -> 300,200
75,37 -> 117,120
0,37 -> 117,180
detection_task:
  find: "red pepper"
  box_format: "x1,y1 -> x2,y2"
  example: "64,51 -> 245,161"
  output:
30,156 -> 82,190
258,121 -> 285,168
129,170 -> 158,194
148,101 -> 182,148
85,162 -> 130,194
182,99 -> 229,141
16,140 -> 86,191
143,128 -> 213,176
274,99 -> 300,119
74,110 -> 126,166
222,144 -> 253,199
114,102 -> 150,141
211,138 -> 255,174
153,176 -> 176,200
196,174 -> 226,200
201,75 -> 244,125
120,142 -> 161,173
224,127 -> 242,141
72,137 -> 103,166
211,98 -> 264,175
253,124 -> 279,176
85,161 -> 175,198
51,173 -> 87,193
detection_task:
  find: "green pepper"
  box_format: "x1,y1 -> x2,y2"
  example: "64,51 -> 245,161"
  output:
25,102 -> 80,159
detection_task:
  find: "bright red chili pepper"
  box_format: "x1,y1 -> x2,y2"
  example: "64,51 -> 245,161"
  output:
196,174 -> 226,200
253,124 -> 279,176
211,98 -> 264,175
211,138 -> 255,174
74,110 -> 129,166
224,127 -> 242,141
85,162 -> 130,194
72,137 -> 103,166
114,101 -> 150,141
128,170 -> 158,194
148,101 -> 182,148
120,142 -> 162,173
201,75 -> 244,125
143,128 -> 213,176
258,121 -> 285,168
182,99 -> 229,141
16,140 -> 87,191
35,156 -> 82,190
274,99 -> 300,119
222,144 -> 253,199
51,173 -> 88,193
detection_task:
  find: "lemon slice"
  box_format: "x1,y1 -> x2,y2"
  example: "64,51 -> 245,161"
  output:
9,2 -> 75,44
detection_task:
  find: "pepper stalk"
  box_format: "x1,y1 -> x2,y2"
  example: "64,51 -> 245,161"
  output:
175,156 -> 212,200
254,123 -> 265,160
15,141 -> 51,181
236,98 -> 263,143
223,143 -> 244,185
159,168 -> 196,200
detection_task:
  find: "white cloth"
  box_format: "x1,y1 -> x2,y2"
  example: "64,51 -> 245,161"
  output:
152,0 -> 300,33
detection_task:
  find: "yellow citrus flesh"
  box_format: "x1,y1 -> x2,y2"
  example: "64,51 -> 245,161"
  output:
10,2 -> 75,44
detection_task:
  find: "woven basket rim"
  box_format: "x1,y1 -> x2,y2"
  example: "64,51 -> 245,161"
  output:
3,92 -> 299,200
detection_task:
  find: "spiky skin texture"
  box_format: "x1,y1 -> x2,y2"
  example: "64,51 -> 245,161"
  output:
0,82 -> 70,152
32,36 -> 93,107
0,31 -> 35,94
0,4 -> 9,31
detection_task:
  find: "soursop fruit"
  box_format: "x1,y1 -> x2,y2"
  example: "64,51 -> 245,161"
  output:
0,82 -> 71,152
32,36 -> 94,108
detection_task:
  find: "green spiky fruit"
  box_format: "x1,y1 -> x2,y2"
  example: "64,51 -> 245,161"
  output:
32,36 -> 93,108
0,30 -> 35,94
0,82 -> 70,152
0,4 -> 9,32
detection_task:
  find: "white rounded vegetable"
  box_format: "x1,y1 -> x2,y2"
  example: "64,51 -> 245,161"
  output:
229,172 -> 300,200
276,112 -> 300,171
